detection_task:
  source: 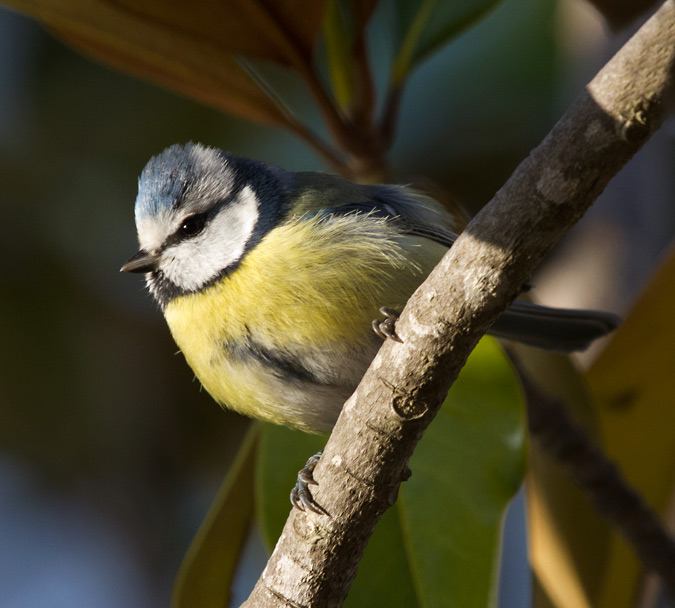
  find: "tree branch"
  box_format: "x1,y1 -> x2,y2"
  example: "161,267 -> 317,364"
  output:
520,372 -> 675,599
242,2 -> 675,606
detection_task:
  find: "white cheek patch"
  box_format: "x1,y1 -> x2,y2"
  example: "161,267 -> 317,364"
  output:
160,186 -> 260,291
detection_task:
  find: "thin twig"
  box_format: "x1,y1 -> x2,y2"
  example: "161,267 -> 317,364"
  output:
240,1 -> 355,158
519,368 -> 675,599
380,83 -> 403,149
351,21 -> 377,131
235,55 -> 349,174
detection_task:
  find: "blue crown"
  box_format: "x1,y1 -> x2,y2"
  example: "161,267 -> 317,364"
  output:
135,143 -> 223,222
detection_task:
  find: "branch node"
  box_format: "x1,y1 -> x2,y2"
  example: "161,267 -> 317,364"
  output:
620,98 -> 656,141
392,391 -> 429,421
379,376 -> 429,421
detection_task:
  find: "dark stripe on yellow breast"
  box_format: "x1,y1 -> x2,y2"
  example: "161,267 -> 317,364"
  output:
227,332 -> 321,385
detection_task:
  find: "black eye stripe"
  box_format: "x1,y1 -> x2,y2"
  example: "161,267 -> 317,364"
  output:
162,192 -> 238,250
162,212 -> 210,248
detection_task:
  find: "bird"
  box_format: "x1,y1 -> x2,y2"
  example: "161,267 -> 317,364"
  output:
121,142 -> 620,436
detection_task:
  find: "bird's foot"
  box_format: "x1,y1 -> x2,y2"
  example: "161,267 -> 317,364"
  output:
290,450 -> 327,515
372,307 -> 403,342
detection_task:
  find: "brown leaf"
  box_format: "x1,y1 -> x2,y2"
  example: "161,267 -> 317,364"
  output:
109,0 -> 326,63
5,0 -> 329,125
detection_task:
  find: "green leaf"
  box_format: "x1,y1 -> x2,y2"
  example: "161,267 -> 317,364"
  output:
390,0 -> 503,84
400,337 -> 526,608
171,425 -> 259,608
322,0 -> 378,110
256,424 -> 326,548
257,337 -> 525,607
323,0 -> 358,110
345,503 -> 419,607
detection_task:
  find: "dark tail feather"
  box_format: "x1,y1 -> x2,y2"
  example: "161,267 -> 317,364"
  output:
489,300 -> 621,353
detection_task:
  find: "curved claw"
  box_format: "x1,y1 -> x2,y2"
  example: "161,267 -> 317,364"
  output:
290,450 -> 327,515
372,307 -> 403,343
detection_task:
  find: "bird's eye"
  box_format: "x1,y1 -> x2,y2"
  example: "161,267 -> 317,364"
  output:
179,214 -> 207,237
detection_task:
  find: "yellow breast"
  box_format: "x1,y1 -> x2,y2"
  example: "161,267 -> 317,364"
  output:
163,213 -> 447,431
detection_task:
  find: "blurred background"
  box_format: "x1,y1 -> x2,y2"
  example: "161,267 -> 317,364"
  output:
0,0 -> 673,606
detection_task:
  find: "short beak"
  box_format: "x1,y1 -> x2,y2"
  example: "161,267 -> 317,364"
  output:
120,250 -> 159,273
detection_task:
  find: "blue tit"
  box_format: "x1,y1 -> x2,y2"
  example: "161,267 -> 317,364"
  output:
121,143 -> 619,434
